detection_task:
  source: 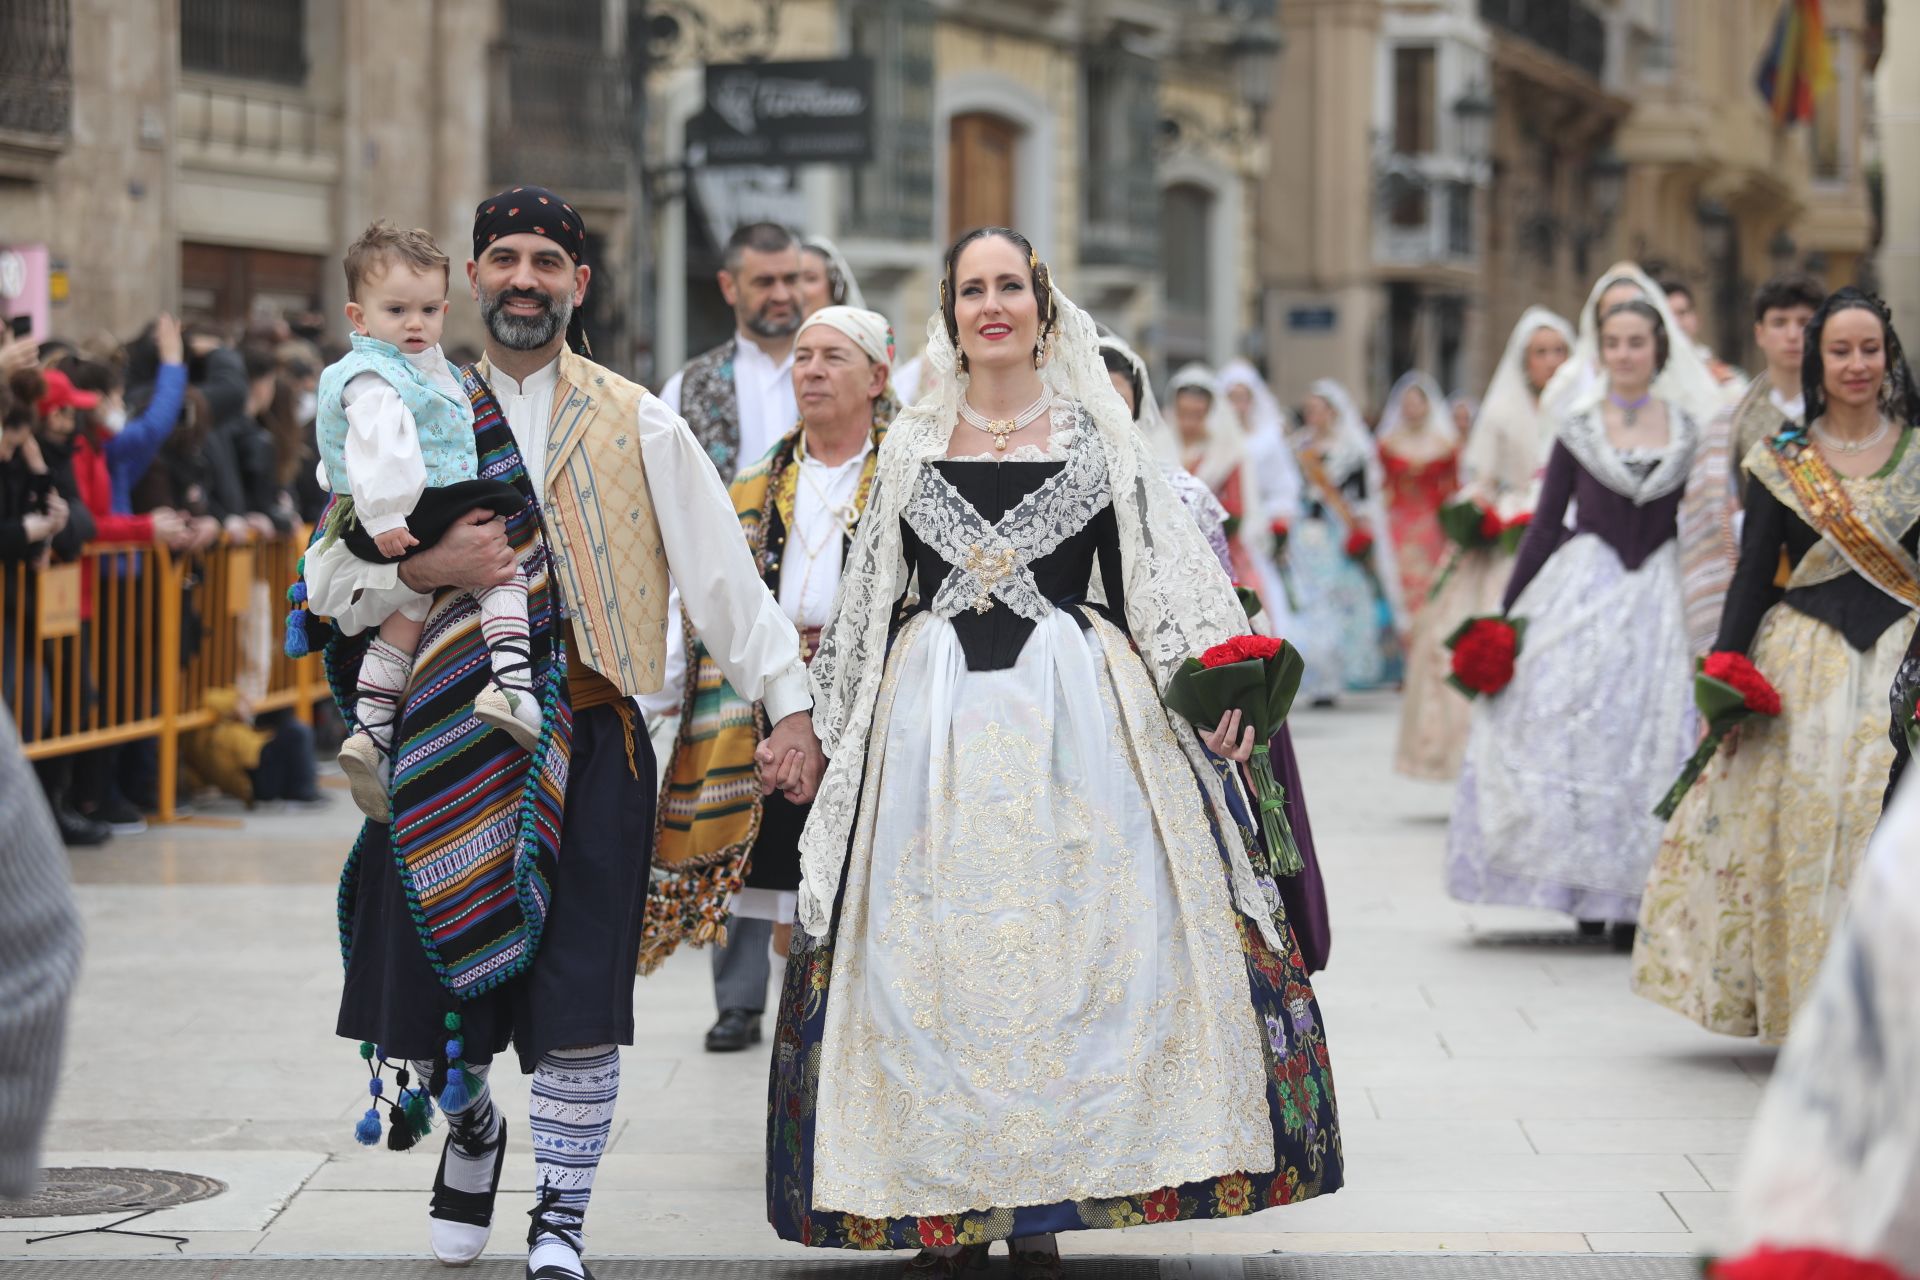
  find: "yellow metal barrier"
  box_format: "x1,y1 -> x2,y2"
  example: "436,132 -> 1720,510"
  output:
0,531 -> 328,822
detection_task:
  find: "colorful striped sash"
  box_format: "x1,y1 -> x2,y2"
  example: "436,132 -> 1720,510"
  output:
328,366 -> 574,999
1771,434 -> 1920,610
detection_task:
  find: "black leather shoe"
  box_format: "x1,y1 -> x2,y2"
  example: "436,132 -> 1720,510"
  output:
53,803 -> 111,847
704,1008 -> 762,1053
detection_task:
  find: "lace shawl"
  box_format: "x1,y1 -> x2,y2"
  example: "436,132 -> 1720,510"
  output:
1556,396 -> 1700,506
799,303 -> 1279,947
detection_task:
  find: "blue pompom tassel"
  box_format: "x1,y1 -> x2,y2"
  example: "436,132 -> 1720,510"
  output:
438,1066 -> 471,1114
284,611 -> 310,658
287,580 -> 308,605
354,1105 -> 382,1146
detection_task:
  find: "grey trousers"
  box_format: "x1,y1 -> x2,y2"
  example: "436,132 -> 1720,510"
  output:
710,916 -> 773,1016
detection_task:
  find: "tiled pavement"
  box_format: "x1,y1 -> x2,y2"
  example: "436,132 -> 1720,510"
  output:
5,693 -> 1764,1265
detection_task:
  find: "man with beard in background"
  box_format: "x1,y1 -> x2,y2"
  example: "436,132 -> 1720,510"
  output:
654,221 -> 806,1053
302,188 -> 823,1280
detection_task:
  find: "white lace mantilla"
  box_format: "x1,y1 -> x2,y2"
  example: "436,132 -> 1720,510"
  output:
798,301 -> 1279,950
911,424 -> 1109,622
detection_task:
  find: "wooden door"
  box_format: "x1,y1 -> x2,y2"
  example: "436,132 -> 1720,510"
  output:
948,112 -> 1019,239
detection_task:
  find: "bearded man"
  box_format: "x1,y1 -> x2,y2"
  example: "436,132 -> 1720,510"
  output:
638,306 -> 895,977
301,187 -> 824,1280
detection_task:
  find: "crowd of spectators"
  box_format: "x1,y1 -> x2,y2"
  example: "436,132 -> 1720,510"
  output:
0,311 -> 342,847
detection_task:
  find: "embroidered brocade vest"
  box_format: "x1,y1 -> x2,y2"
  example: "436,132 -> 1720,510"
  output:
317,335 -> 478,495
679,340 -> 744,481
483,350 -> 672,695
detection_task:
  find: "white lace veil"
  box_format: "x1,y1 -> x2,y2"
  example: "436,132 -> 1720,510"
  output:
1461,306 -> 1575,499
1220,357 -> 1304,523
1542,262 -> 1723,428
1164,362 -> 1250,493
799,280 -> 1282,946
801,234 -> 867,310
1303,377 -> 1406,628
1378,369 -> 1457,450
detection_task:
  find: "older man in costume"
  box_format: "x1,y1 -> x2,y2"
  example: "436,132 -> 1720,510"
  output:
301,188 -> 823,1280
637,305 -> 894,979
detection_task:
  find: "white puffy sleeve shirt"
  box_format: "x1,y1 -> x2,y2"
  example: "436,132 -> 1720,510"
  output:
337,372 -> 428,536
305,358 -> 812,725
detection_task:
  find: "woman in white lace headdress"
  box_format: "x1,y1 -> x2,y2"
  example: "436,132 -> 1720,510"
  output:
1448,298 -> 1700,942
1394,309 -> 1573,782
1165,362 -> 1294,628
799,234 -> 868,312
765,227 -> 1344,1274
1220,357 -> 1305,528
1377,370 -> 1461,611
1288,378 -> 1403,698
1544,262 -> 1724,438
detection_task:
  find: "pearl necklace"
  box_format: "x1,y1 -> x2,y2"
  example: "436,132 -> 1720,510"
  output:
959,391 -> 1051,452
1813,417 -> 1891,455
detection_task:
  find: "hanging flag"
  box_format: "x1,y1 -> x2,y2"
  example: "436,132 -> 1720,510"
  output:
1755,0 -> 1836,126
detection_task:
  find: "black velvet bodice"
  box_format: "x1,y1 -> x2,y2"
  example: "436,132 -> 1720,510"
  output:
898,459 -> 1125,671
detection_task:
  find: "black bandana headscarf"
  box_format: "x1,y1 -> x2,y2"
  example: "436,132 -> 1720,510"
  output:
472,185 -> 592,354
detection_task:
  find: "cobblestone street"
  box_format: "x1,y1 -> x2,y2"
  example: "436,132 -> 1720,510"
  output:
5,693 -> 1766,1269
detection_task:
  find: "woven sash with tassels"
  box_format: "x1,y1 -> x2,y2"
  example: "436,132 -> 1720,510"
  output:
1769,432 -> 1920,610
636,420 -> 883,973
328,366 -> 573,1000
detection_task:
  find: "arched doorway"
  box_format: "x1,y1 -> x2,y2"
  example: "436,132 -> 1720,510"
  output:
1161,181 -> 1216,368
948,112 -> 1020,238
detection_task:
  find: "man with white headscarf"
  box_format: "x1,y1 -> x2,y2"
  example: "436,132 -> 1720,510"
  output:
636,307 -> 896,1016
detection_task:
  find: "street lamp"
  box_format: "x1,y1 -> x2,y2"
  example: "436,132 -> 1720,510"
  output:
1697,198 -> 1734,264
1231,26 -> 1284,134
1586,147 -> 1627,230
1451,81 -> 1495,168
1769,227 -> 1799,273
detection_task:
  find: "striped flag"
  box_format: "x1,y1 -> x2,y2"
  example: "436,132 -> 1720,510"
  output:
1754,0 -> 1836,125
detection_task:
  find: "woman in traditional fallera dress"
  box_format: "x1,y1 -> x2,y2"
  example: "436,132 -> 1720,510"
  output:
1288,379 -> 1403,699
1220,358 -> 1306,623
1633,290 -> 1920,1043
1394,310 -> 1574,781
1102,333 -> 1333,974
1447,300 -> 1700,936
767,229 -> 1343,1275
1376,371 -> 1460,613
1164,363 -> 1292,626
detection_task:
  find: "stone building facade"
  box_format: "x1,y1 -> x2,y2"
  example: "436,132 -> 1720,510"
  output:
1262,0 -> 1878,414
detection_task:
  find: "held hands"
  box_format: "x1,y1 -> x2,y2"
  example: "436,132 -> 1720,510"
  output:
1201,708 -> 1257,764
373,526 -> 419,559
754,711 -> 825,804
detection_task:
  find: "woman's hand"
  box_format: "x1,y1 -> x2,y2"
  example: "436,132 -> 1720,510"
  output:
155,312 -> 184,366
1201,708 -> 1257,763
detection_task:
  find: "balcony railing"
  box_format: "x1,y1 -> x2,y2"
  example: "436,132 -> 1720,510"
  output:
1479,0 -> 1607,82
0,0 -> 72,145
1376,168 -> 1479,269
489,43 -> 636,195
182,0 -> 308,85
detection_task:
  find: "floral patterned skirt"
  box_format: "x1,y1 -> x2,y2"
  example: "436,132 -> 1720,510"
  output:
766,612 -> 1343,1249
1631,607 -> 1907,1043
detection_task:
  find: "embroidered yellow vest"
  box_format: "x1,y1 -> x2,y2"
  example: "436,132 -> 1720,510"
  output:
483,351 -> 672,695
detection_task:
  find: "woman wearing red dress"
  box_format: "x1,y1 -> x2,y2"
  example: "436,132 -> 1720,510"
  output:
1376,371 -> 1459,615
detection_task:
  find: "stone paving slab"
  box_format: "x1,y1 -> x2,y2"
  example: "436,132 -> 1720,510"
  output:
0,1255 -> 1697,1278
14,695 -> 1766,1262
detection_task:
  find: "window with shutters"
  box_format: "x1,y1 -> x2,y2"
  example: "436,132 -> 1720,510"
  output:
949,114 -> 1020,238
490,0 -> 633,194
0,0 -> 71,146
181,0 -> 308,85
845,0 -> 936,242
1392,46 -> 1436,156
1161,182 -> 1214,364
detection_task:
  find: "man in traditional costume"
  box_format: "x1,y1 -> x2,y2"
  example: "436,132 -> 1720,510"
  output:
1676,273 -> 1825,655
655,221 -> 808,1052
637,305 -> 895,977
301,188 -> 822,1280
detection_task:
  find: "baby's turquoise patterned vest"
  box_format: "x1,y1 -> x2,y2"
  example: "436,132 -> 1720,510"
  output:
317,334 -> 478,496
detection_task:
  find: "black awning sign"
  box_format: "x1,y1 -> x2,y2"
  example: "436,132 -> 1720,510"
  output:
697,59 -> 875,167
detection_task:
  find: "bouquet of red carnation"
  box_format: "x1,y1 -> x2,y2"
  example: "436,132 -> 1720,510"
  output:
1445,615 -> 1526,698
1438,497 -> 1500,552
1163,634 -> 1307,874
1344,527 -> 1374,562
1653,651 -> 1783,820
1497,510 -> 1533,553
1269,517 -> 1290,559
1709,1246 -> 1908,1280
